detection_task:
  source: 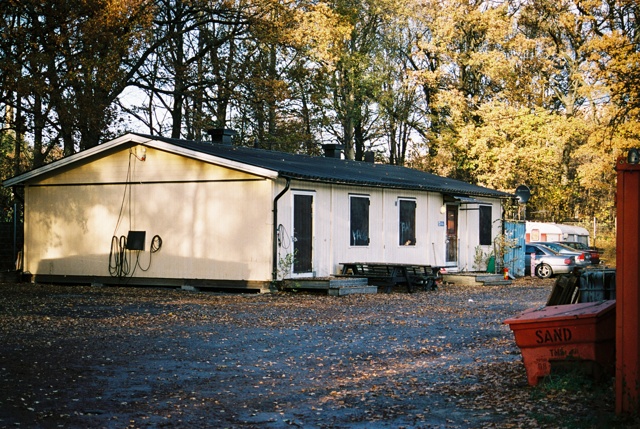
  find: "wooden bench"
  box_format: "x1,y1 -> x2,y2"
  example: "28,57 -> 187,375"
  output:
340,263 -> 440,293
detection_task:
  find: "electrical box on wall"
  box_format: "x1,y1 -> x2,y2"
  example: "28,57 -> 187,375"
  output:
126,231 -> 146,251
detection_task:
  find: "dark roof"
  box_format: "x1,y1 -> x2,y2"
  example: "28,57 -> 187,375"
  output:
138,133 -> 511,199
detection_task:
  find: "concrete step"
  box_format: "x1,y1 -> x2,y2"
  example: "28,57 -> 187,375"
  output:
479,274 -> 507,283
443,273 -> 512,286
328,285 -> 379,296
283,277 -> 378,295
481,280 -> 512,286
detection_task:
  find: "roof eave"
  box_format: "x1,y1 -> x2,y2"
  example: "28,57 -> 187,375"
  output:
2,133 -> 153,187
280,174 -> 511,199
3,133 -> 279,187
146,138 -> 278,179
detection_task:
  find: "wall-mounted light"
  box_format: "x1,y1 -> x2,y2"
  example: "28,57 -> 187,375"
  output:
440,205 -> 446,214
627,148 -> 640,164
133,145 -> 147,161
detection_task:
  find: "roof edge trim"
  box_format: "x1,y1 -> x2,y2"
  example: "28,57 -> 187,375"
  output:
3,133 -> 279,187
145,138 -> 278,179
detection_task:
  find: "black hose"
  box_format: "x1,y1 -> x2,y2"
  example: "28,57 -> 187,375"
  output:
137,235 -> 162,272
108,235 -> 130,278
109,234 -> 163,277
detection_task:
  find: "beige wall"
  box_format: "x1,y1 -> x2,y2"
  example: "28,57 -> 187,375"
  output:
24,146 -> 274,281
36,145 -> 255,185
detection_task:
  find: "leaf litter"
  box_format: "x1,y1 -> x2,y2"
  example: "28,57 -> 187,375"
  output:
0,278 -> 627,428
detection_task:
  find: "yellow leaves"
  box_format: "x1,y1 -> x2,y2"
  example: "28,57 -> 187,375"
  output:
575,114 -> 636,190
101,0 -> 152,27
288,2 -> 352,65
78,0 -> 153,38
453,101 -> 586,193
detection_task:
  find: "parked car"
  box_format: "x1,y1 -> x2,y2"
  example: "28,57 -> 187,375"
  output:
536,241 -> 593,266
525,243 -> 577,278
557,241 -> 601,265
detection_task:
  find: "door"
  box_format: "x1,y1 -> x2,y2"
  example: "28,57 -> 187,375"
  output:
446,204 -> 458,264
293,193 -> 313,274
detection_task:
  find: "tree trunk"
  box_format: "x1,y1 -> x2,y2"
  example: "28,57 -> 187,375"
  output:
32,93 -> 46,168
13,94 -> 21,176
267,44 -> 278,145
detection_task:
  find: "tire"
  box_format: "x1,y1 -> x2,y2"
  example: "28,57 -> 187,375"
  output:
535,263 -> 553,279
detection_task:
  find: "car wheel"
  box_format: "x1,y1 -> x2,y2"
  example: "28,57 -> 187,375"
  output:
535,263 -> 553,279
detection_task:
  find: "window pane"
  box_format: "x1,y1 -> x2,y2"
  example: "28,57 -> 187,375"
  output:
350,196 -> 369,246
399,200 -> 416,246
479,205 -> 492,245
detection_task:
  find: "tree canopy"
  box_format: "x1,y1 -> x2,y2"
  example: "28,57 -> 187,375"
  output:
1,0 -> 638,230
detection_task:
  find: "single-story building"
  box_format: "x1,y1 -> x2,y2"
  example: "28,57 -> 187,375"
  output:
526,221 -> 590,245
3,131 -> 512,291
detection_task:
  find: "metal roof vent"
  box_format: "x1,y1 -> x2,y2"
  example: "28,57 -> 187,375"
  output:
207,128 -> 237,145
322,144 -> 343,158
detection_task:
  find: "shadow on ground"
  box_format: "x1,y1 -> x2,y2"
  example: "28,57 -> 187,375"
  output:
0,278 -> 625,428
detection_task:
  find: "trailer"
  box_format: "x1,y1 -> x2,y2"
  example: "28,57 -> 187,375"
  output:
526,221 -> 589,245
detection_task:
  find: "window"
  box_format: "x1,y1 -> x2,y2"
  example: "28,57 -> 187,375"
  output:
399,199 -> 416,246
479,205 -> 492,245
526,245 -> 544,256
350,196 -> 369,246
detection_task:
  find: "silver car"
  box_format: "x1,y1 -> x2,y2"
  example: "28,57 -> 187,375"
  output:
525,243 -> 577,278
536,241 -> 592,267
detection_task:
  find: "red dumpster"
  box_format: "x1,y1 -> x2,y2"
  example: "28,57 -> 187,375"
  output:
504,300 -> 616,386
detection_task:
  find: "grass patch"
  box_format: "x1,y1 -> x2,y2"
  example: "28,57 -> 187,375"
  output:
540,367 -> 599,392
593,227 -> 615,266
528,369 -> 640,428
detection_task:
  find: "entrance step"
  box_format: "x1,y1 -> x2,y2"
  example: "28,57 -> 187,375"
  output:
443,273 -> 512,286
328,285 -> 379,296
282,277 -> 378,295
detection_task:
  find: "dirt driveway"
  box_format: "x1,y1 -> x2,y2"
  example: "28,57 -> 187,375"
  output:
0,278 -> 619,428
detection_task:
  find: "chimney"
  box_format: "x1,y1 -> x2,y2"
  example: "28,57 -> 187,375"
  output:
322,143 -> 344,158
364,150 -> 375,163
207,128 -> 237,145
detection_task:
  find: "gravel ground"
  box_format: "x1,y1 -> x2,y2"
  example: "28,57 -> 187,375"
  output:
0,278 -> 623,428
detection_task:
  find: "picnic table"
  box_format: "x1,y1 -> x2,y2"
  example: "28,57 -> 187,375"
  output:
340,262 -> 441,293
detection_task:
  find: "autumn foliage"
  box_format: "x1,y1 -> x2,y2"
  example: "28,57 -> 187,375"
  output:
1,0 -> 638,231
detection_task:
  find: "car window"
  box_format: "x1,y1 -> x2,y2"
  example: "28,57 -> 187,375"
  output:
554,243 -> 574,252
564,242 -> 585,250
526,245 -> 547,255
529,245 -> 545,255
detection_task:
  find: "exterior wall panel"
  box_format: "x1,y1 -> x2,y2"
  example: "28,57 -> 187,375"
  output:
37,146 -> 258,185
272,182 -> 488,277
24,150 -> 273,282
455,199 -> 502,272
